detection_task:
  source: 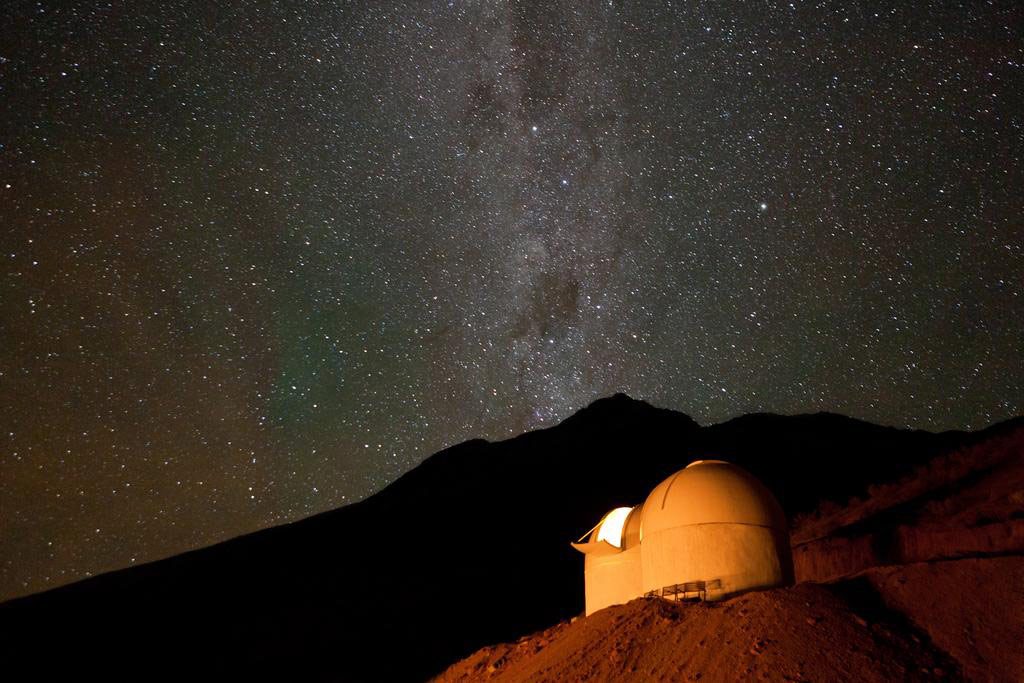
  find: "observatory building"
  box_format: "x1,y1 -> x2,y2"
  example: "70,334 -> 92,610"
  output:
572,460 -> 793,615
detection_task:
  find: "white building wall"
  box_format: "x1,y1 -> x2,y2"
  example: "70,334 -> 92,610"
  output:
583,546 -> 642,615
640,523 -> 791,599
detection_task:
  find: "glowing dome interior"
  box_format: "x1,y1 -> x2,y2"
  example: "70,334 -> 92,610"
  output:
595,507 -> 632,548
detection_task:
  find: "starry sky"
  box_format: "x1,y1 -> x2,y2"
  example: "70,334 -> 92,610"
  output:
2,1 -> 1022,600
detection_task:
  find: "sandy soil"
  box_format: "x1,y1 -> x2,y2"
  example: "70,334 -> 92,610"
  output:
863,557 -> 1024,682
436,582 -> 955,682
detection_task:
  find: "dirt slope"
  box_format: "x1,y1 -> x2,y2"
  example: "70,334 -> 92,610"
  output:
792,425 -> 1024,584
861,557 -> 1024,682
438,555 -> 1024,682
436,583 -> 955,682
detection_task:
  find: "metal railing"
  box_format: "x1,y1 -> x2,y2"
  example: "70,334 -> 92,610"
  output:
645,578 -> 723,602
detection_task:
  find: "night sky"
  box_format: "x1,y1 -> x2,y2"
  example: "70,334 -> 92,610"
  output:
2,1 -> 1022,600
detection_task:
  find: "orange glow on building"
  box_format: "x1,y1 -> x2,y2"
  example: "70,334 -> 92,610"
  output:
595,506 -> 633,548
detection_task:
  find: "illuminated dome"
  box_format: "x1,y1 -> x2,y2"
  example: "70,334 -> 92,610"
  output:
621,502 -> 643,548
572,504 -> 643,554
595,507 -> 633,548
641,460 -> 786,537
639,460 -> 792,601
571,505 -> 644,616
572,459 -> 793,615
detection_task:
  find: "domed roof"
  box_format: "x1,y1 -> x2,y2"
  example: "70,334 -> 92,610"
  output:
595,507 -> 633,548
641,460 -> 785,536
572,504 -> 644,555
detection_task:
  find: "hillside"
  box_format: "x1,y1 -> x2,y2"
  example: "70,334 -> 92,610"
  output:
435,584 -> 953,682
437,557 -> 1024,682
792,421 -> 1024,583
0,395 -> 1015,681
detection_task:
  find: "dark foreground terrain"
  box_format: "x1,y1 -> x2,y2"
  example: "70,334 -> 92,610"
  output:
2,394 -> 1021,681
438,556 -> 1024,682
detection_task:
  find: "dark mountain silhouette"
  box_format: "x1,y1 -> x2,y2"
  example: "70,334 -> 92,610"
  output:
2,394 -> 1017,681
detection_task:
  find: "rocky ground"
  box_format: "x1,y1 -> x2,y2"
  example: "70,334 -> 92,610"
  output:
436,579 -> 958,682
438,556 -> 1023,682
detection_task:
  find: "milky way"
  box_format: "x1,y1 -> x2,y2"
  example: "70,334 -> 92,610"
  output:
2,1 -> 1022,599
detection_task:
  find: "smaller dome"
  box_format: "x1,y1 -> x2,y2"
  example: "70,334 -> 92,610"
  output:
595,507 -> 632,548
641,460 -> 785,537
572,505 -> 641,555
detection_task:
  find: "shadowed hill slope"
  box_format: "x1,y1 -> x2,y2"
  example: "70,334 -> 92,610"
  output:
0,395 -> 1012,681
792,421 -> 1024,582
